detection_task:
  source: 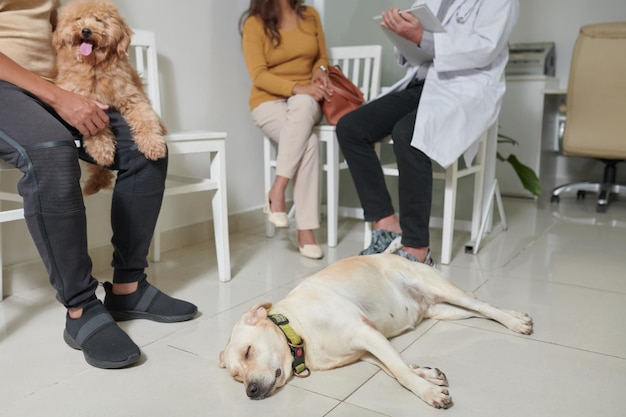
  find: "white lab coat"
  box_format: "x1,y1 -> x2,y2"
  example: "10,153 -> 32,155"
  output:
384,0 -> 519,168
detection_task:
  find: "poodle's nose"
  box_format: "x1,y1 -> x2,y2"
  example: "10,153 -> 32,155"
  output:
81,28 -> 92,38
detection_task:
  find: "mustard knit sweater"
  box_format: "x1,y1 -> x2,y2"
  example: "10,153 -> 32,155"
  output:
242,6 -> 329,111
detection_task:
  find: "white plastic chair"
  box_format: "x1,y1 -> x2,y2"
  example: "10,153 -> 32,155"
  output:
130,29 -> 231,282
0,158 -> 24,299
263,45 -> 382,247
364,125 -> 498,265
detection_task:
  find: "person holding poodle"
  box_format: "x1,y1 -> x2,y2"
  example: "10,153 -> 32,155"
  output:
239,0 -> 331,259
0,0 -> 197,369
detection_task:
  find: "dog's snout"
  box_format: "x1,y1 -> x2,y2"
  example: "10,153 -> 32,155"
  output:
81,28 -> 92,38
246,382 -> 260,399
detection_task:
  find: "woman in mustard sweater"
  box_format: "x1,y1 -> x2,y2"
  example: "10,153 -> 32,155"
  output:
240,0 -> 331,259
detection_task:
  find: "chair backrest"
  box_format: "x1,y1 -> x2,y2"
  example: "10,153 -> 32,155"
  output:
328,45 -> 382,102
129,29 -> 162,117
563,22 -> 626,159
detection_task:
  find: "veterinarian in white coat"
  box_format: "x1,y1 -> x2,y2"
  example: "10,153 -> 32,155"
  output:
336,0 -> 519,265
388,0 -> 519,168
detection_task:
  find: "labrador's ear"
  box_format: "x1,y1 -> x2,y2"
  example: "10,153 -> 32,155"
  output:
218,351 -> 226,368
243,302 -> 273,326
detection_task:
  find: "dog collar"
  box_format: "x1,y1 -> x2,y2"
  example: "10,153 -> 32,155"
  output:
268,313 -> 310,377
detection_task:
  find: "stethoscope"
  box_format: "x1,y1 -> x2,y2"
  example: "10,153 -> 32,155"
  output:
455,0 -> 480,24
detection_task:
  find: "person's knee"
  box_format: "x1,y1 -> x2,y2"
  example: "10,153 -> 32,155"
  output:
290,94 -> 319,113
335,109 -> 362,144
22,144 -> 83,213
114,145 -> 167,193
390,123 -> 413,150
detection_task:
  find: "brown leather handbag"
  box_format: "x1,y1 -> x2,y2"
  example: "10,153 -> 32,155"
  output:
321,65 -> 365,125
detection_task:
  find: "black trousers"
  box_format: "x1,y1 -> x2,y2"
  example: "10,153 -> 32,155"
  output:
0,81 -> 167,309
336,80 -> 432,248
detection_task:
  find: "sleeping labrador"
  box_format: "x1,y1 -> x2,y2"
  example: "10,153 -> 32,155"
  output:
219,254 -> 533,409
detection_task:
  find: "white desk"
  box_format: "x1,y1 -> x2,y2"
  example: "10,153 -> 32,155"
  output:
497,75 -> 560,198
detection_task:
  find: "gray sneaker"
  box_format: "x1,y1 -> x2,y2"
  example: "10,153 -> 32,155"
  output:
397,249 -> 435,267
359,229 -> 402,255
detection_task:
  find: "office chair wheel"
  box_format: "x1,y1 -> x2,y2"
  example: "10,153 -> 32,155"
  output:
576,190 -> 586,200
550,195 -> 560,204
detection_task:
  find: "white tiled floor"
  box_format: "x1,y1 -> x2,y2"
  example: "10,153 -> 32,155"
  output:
1,197 -> 626,417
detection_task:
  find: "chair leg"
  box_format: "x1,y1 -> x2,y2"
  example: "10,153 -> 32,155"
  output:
0,223 -> 3,300
471,179 -> 507,255
470,133 -> 487,243
441,161 -> 459,265
326,137 -> 340,247
212,145 -> 231,282
263,136 -> 276,238
364,221 -> 373,250
598,160 -> 618,212
150,220 -> 162,262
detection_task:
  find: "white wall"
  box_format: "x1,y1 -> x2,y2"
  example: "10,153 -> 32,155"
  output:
509,0 -> 626,88
111,0 -> 259,221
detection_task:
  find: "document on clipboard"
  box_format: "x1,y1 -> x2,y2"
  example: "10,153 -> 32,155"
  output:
373,5 -> 446,66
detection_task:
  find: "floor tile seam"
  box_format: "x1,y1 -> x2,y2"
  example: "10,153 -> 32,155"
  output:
163,343 -> 207,359
498,222 -> 558,271
471,268 -> 499,293
304,370 -> 383,409
548,280 -> 626,296
133,319 -> 203,346
196,278 -> 300,320
398,320 -> 440,354
8,366 -> 95,404
277,384 -> 344,412
447,321 -> 626,360
484,271 -> 626,297
326,397 -> 394,417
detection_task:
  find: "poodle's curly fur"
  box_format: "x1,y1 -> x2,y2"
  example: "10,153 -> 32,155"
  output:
52,0 -> 166,195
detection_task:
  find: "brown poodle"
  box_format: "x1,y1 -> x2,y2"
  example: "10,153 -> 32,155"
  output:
52,0 -> 167,195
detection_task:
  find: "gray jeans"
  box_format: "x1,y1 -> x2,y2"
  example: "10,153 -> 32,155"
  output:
0,81 -> 167,308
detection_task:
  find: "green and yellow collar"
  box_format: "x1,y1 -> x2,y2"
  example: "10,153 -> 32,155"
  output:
268,313 -> 310,377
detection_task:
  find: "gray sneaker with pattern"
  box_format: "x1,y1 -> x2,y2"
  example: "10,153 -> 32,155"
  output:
396,249 -> 435,267
359,229 -> 402,255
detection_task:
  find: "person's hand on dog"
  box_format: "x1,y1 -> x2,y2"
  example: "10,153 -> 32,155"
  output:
381,8 -> 424,46
52,89 -> 109,138
0,52 -> 109,138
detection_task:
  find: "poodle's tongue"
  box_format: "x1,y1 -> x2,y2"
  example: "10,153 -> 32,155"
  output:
80,42 -> 93,56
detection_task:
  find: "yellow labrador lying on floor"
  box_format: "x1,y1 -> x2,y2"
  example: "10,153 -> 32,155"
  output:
219,254 -> 533,409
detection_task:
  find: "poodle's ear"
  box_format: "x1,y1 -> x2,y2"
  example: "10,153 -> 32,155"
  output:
51,19 -> 65,51
116,18 -> 134,57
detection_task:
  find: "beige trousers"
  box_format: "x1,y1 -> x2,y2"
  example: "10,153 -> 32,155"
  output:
252,94 -> 322,230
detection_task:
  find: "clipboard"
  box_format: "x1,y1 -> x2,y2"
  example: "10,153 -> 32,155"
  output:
373,5 -> 446,66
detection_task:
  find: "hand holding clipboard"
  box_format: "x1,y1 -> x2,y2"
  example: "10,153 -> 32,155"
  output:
374,5 -> 445,66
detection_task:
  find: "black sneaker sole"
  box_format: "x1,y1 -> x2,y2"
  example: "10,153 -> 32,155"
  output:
108,309 -> 198,323
63,329 -> 141,369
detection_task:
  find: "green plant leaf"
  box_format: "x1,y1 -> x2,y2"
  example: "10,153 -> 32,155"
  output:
497,133 -> 519,146
505,154 -> 542,196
